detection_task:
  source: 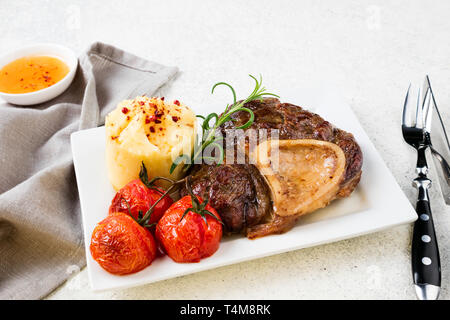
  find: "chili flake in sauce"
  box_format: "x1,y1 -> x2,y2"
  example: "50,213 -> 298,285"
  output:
0,56 -> 69,94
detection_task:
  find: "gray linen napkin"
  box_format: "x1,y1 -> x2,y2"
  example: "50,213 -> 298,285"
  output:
0,42 -> 178,299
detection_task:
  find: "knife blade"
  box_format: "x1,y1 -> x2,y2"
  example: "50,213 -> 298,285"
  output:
422,76 -> 450,205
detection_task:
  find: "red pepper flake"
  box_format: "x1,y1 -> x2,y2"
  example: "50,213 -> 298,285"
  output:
20,78 -> 24,81
111,136 -> 118,140
146,134 -> 150,137
160,97 -> 164,101
150,127 -> 155,133
154,110 -> 164,118
145,115 -> 156,124
159,128 -> 163,131
149,103 -> 156,108
122,107 -> 129,114
173,100 -> 180,106
127,116 -> 130,121
155,119 -> 162,124
138,101 -> 145,106
172,116 -> 179,122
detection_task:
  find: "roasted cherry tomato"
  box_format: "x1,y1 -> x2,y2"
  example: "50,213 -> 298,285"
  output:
156,195 -> 222,263
90,212 -> 157,275
109,179 -> 173,224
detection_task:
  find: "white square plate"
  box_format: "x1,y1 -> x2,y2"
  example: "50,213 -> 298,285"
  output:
71,85 -> 417,291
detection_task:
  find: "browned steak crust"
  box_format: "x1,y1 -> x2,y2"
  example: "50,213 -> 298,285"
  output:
187,162 -> 271,234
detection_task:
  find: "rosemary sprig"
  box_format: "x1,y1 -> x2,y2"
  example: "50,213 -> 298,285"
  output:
170,74 -> 279,173
137,163 -> 222,225
137,162 -> 183,226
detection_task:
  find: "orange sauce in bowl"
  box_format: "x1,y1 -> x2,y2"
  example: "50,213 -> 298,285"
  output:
0,56 -> 70,94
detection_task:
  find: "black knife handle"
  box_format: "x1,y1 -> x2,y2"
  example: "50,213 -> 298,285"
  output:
411,189 -> 441,287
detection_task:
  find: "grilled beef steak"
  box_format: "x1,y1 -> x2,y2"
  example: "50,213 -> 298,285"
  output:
181,98 -> 363,238
187,162 -> 272,233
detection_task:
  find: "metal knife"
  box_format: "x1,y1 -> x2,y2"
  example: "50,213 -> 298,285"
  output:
422,76 -> 450,205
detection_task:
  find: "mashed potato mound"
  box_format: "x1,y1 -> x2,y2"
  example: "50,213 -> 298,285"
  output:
105,96 -> 196,190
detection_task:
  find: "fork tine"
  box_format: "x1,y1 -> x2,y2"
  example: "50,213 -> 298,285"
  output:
423,76 -> 433,132
402,84 -> 412,126
423,87 -> 432,132
416,88 -> 423,128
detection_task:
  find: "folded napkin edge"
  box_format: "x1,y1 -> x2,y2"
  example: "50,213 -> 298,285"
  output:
86,41 -> 177,74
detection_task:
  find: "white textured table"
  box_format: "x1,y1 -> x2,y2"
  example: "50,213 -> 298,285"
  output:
3,0 -> 450,300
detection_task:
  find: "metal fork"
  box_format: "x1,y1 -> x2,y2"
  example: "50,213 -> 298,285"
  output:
402,85 -> 441,300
